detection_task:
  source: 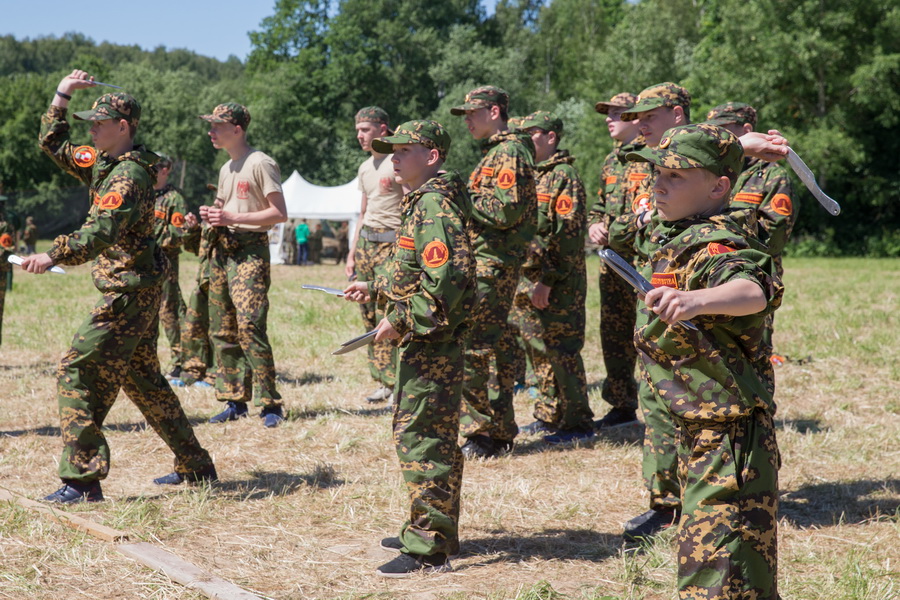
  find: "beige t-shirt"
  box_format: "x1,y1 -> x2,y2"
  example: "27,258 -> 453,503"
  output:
358,154 -> 403,230
219,149 -> 283,231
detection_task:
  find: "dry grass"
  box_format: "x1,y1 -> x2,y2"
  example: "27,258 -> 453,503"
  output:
0,251 -> 898,600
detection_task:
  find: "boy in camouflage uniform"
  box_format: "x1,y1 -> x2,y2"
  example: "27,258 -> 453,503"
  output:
0,198 -> 13,345
629,123 -> 784,600
200,103 -> 288,428
512,111 -> 594,442
23,70 -> 216,503
343,121 -> 476,577
451,86 -> 537,459
587,92 -> 643,429
152,154 -> 190,378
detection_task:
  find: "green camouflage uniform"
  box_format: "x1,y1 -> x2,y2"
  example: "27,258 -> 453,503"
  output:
629,124 -> 784,600
200,103 -> 281,408
451,87 -> 537,444
511,112 -> 592,431
0,205 -> 13,345
153,182 -> 189,371
370,121 -> 476,557
39,96 -> 213,484
179,221 -> 217,385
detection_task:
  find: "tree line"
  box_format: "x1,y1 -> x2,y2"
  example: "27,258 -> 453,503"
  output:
1,0 -> 897,255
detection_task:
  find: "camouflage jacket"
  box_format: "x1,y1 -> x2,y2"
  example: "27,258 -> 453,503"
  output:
0,211 -> 14,265
153,184 -> 190,256
467,130 -> 537,262
731,157 -> 797,272
607,158 -> 657,267
521,149 -> 587,288
372,171 -> 476,343
39,105 -> 163,292
635,213 -> 784,424
588,135 -> 646,228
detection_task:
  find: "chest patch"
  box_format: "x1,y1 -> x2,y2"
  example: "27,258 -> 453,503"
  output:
0,234 -> 13,249
555,195 -> 574,215
379,177 -> 394,194
236,180 -> 250,200
422,241 -> 449,268
707,242 -> 736,255
496,169 -> 516,190
398,236 -> 416,250
632,193 -> 651,214
771,193 -> 792,216
73,145 -> 97,168
171,212 -> 185,227
651,272 -> 677,288
98,192 -> 123,210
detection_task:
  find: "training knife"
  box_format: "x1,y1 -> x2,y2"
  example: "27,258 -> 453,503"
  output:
785,149 -> 841,216
301,284 -> 345,297
332,329 -> 378,355
7,254 -> 66,274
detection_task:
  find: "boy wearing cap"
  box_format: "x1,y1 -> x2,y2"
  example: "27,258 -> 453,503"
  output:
199,102 -> 288,428
24,69 -> 216,503
152,154 -> 191,379
629,123 -> 783,600
343,120 -> 475,577
347,107 -> 403,404
513,111 -> 593,442
450,85 -> 537,459
588,92 -> 643,429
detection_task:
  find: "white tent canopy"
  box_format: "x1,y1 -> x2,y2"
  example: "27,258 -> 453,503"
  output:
269,170 -> 360,264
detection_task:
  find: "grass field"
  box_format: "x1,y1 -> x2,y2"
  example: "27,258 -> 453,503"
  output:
0,249 -> 898,600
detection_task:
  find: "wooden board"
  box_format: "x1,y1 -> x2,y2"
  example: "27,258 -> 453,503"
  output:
117,542 -> 263,600
0,486 -> 129,542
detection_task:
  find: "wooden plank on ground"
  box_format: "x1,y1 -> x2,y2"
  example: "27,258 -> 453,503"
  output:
0,486 -> 129,542
117,542 -> 263,600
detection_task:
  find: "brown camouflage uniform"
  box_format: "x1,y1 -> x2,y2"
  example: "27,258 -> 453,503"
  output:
39,97 -> 213,484
0,208 -> 13,345
178,222 -> 217,385
153,183 -> 189,371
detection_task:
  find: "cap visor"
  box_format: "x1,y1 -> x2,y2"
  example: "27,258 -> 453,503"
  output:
370,139 -> 394,153
199,115 -> 228,123
72,109 -> 111,121
705,118 -> 737,126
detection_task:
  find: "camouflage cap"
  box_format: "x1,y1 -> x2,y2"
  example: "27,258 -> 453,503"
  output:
625,123 -> 744,184
355,106 -> 390,125
594,92 -> 639,114
507,115 -> 526,130
156,152 -> 173,168
705,102 -> 757,128
621,83 -> 691,120
199,103 -> 251,129
450,86 -> 509,116
73,93 -> 141,126
518,110 -> 563,135
371,120 -> 451,160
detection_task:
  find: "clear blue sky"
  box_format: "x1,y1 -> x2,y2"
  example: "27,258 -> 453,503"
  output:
2,0 -> 500,63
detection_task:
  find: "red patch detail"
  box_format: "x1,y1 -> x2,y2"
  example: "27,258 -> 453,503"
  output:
379,177 -> 394,193
496,169 -> 516,190
171,212 -> 185,227
236,180 -> 250,200
605,176 -> 617,185
154,209 -> 167,220
481,166 -> 495,177
537,193 -> 551,203
73,145 -> 97,168
555,195 -> 574,215
734,192 -> 764,205
422,241 -> 449,268
98,192 -> 123,210
651,273 -> 677,288
0,234 -> 13,250
632,193 -> 651,214
469,170 -> 482,192
93,194 -> 101,206
398,236 -> 416,250
707,242 -> 736,255
628,172 -> 649,182
771,193 -> 792,216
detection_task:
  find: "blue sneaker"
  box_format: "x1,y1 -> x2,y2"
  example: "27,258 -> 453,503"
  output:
260,405 -> 284,428
192,380 -> 213,389
209,401 -> 249,423
169,378 -> 187,388
543,429 -> 595,445
519,420 -> 557,435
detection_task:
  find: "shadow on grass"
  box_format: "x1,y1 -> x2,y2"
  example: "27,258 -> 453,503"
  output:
1,417 -> 207,438
215,468 -> 345,500
775,418 -> 828,434
457,529 -> 623,565
276,371 -> 336,386
781,478 -> 900,527
511,424 -> 644,456
0,361 -> 57,375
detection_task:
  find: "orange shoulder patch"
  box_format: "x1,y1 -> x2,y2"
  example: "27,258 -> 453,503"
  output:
154,209 -> 167,220
398,236 -> 416,250
555,195 -> 574,215
0,233 -> 13,250
537,193 -> 551,203
98,192 -> 123,210
496,168 -> 516,190
171,212 -> 185,227
481,166 -> 495,177
651,272 -> 677,288
707,242 -> 736,255
771,193 -> 792,216
631,193 -> 651,214
73,145 -> 97,168
605,175 -> 618,185
628,172 -> 649,182
733,192 -> 764,205
422,240 -> 449,268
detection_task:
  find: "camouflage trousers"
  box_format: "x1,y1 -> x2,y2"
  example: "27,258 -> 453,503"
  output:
160,251 -> 186,371
354,231 -> 398,388
394,339 -> 464,557
511,272 -> 593,430
56,286 -> 213,484
208,232 -> 280,407
675,410 -> 780,600
0,259 -> 8,346
179,261 -> 214,385
638,306 -> 681,511
459,257 -> 520,442
598,259 -> 638,410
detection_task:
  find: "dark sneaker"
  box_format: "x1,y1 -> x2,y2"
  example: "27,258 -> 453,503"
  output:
43,481 -> 104,504
460,436 -> 512,459
594,408 -> 639,430
365,386 -> 393,403
208,401 -> 249,424
543,428 -> 596,445
623,507 -> 679,541
376,552 -> 452,578
380,537 -> 460,559
519,420 -> 557,435
165,366 -> 182,380
260,405 -> 284,428
153,465 -> 219,486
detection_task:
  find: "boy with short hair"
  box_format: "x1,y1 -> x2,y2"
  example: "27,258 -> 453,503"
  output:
343,120 -> 476,577
628,123 -> 784,599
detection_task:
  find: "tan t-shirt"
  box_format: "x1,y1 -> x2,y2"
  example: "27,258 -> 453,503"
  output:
358,154 -> 403,230
219,149 -> 283,231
